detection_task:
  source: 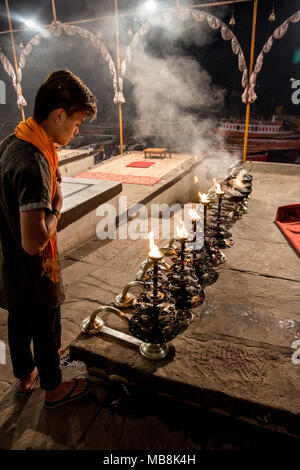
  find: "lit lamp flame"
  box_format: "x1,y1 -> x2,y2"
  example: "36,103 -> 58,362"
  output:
193,176 -> 199,185
234,178 -> 243,188
214,179 -> 224,195
198,192 -> 209,204
189,208 -> 201,221
148,231 -> 163,259
176,219 -> 189,240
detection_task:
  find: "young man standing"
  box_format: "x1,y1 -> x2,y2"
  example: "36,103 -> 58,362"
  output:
0,70 -> 97,408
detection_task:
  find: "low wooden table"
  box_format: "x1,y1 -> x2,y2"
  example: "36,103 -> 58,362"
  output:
143,147 -> 169,159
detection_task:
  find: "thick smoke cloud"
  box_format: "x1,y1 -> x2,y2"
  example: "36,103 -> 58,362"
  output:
125,11 -> 238,177
127,48 -> 225,151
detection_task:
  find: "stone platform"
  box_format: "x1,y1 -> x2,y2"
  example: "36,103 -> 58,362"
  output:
58,147 -> 98,177
0,161 -> 299,451
57,177 -> 122,254
69,162 -> 300,438
57,151 -> 199,254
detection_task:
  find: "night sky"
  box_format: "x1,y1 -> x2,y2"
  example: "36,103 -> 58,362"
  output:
0,0 -> 299,123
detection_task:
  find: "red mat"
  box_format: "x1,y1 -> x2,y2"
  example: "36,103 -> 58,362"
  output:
126,161 -> 156,168
73,171 -> 162,186
275,204 -> 300,255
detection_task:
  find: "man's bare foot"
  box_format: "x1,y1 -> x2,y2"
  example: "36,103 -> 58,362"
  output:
45,378 -> 88,403
17,367 -> 39,394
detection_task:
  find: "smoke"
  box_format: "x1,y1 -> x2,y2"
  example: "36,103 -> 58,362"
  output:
127,46 -> 224,147
125,13 -> 238,177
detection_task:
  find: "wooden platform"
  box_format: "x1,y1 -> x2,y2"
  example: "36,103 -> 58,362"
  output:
143,147 -> 169,159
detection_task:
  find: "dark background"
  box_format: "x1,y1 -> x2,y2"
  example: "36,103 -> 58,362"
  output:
0,0 -> 299,124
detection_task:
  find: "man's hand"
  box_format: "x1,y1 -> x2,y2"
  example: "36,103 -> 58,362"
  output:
20,209 -> 58,255
56,167 -> 62,184
52,180 -> 63,213
20,179 -> 63,255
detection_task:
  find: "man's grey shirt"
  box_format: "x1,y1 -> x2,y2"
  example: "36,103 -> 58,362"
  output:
0,134 -> 65,309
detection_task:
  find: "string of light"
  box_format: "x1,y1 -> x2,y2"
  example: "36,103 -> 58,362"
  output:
0,0 -> 253,36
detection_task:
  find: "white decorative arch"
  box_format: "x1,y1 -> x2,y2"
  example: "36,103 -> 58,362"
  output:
119,9 -> 248,103
0,50 -> 17,95
6,21 -> 123,108
0,80 -> 6,104
2,9 -> 299,109
0,339 -> 5,365
243,10 -> 300,104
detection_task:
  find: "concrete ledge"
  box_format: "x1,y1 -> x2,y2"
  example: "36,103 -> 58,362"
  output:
58,179 -> 122,230
59,155 -> 201,254
57,179 -> 122,254
122,158 -> 200,218
58,148 -> 97,177
69,333 -> 300,438
251,161 -> 300,175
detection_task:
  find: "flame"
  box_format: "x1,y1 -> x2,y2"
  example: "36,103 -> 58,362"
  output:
176,219 -> 189,239
214,178 -> 223,194
214,178 -> 224,195
189,208 -> 201,221
234,178 -> 243,188
148,231 -> 163,259
198,192 -> 209,203
193,176 -> 199,184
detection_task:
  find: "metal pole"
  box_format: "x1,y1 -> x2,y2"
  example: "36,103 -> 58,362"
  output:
243,0 -> 258,164
51,0 -> 57,24
5,0 -> 25,121
114,0 -> 124,155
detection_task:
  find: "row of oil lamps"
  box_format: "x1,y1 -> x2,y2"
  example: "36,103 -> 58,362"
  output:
81,160 -> 253,360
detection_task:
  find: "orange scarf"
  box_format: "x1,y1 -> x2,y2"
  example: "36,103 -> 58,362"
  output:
15,117 -> 59,283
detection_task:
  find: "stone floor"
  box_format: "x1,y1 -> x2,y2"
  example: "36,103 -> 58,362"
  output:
0,161 -> 299,451
86,151 -> 192,178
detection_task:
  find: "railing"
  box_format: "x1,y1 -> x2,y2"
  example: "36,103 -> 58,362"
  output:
219,122 -> 282,133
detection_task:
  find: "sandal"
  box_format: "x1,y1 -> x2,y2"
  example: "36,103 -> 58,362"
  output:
15,373 -> 39,396
44,378 -> 90,409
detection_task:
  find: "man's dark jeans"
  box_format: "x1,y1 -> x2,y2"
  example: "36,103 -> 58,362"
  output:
8,296 -> 62,390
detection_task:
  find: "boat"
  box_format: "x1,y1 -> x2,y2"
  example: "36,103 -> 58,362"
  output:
217,118 -> 300,162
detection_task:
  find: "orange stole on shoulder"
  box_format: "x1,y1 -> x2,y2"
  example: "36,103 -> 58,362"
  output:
15,117 -> 60,283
